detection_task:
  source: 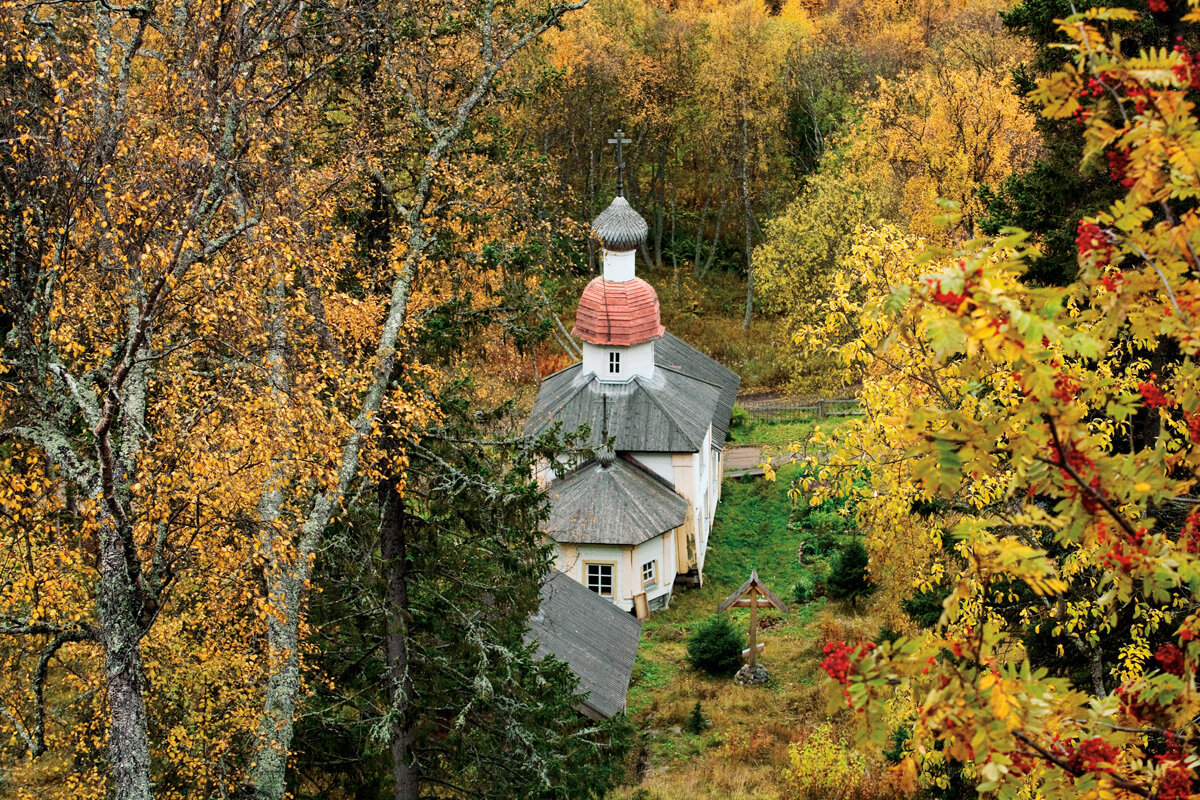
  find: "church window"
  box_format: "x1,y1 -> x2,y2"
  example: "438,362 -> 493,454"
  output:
641,560 -> 657,590
585,562 -> 614,597
609,351 -> 620,374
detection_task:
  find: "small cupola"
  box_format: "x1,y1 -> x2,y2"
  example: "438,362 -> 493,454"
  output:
592,196 -> 648,282
574,129 -> 662,383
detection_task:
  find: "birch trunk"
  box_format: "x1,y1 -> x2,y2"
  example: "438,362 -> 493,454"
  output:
670,197 -> 679,293
702,200 -> 726,278
740,111 -> 755,330
653,148 -> 665,270
97,517 -> 153,800
693,188 -> 710,277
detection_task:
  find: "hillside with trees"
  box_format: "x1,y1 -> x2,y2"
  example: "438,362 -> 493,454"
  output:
1,0 -> 1198,798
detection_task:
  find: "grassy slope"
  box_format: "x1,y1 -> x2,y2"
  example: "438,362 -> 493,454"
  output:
613,420 -> 888,800
725,416 -> 845,451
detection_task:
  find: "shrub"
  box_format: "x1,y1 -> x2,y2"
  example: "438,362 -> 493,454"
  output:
686,615 -> 746,676
729,403 -> 752,433
721,726 -> 774,765
876,625 -> 902,646
791,576 -> 817,606
882,724 -> 912,764
807,527 -> 838,557
808,509 -> 851,535
781,724 -> 871,800
901,585 -> 949,628
826,539 -> 875,607
685,701 -> 709,734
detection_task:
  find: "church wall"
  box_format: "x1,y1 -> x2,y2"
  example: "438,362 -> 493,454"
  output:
580,340 -> 655,382
602,249 -> 636,282
554,542 -> 578,574
671,453 -> 698,575
627,452 -> 674,484
536,454 -> 576,486
554,535 -> 677,611
634,535 -> 673,608
667,427 -> 715,581
711,446 -> 723,508
664,529 -> 678,585
671,453 -> 696,502
563,543 -> 631,611
674,514 -> 692,574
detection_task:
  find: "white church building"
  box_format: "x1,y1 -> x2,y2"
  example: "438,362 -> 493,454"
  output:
525,165 -> 739,615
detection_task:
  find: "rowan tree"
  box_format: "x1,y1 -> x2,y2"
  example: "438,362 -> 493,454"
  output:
801,6 -> 1200,797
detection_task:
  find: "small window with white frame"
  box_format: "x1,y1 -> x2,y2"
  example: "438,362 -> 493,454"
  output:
641,560 -> 657,590
585,562 -> 614,598
609,351 -> 620,374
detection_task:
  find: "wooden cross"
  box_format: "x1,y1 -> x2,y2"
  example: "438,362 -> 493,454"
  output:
717,569 -> 788,669
607,128 -> 632,197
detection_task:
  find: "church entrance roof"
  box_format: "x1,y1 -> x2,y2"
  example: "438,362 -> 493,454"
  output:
543,454 -> 688,546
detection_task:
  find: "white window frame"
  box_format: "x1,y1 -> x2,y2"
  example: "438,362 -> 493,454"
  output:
609,351 -> 620,374
584,561 -> 615,598
641,560 -> 657,590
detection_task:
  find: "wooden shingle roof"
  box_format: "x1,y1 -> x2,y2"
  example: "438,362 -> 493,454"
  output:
717,569 -> 789,613
544,455 -> 688,546
525,571 -> 642,719
654,332 -> 741,448
591,195 -> 649,252
572,277 -> 665,346
526,366 -> 721,453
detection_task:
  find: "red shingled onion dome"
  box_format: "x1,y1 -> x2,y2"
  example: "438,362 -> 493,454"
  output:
571,276 -> 665,346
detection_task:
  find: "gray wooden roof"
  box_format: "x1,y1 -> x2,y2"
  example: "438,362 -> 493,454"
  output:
592,196 -> 648,252
654,332 -> 741,447
544,455 -> 688,546
525,571 -> 642,719
526,364 -> 721,453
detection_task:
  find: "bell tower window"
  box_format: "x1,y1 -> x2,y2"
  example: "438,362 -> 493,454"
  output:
609,351 -> 620,374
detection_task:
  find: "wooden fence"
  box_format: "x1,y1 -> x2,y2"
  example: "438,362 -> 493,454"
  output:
739,397 -> 861,423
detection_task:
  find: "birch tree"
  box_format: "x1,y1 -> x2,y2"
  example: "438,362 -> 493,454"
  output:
695,0 -> 807,328
245,3 -> 589,798
0,0 -> 331,794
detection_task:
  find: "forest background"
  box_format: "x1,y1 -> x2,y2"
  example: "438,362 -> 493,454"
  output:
2,0 -> 1199,798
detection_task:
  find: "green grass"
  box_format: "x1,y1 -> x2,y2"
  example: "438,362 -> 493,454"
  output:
624,461 -> 859,711
704,466 -> 811,594
725,416 -> 847,448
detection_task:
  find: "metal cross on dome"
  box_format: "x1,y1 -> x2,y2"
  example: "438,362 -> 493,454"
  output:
607,128 -> 632,197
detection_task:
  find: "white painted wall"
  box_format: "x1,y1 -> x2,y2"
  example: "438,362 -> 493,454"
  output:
711,445 -> 723,509
602,249 -> 636,282
581,340 -> 655,382
627,452 -> 675,485
634,536 -> 673,608
564,543 -> 628,608
693,426 -> 713,578
537,453 -> 577,485
553,535 -> 682,612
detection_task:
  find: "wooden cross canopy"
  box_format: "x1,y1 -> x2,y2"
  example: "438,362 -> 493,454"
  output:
717,570 -> 788,669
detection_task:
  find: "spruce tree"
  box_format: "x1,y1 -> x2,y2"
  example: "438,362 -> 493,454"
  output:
826,540 -> 875,608
686,616 -> 747,676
